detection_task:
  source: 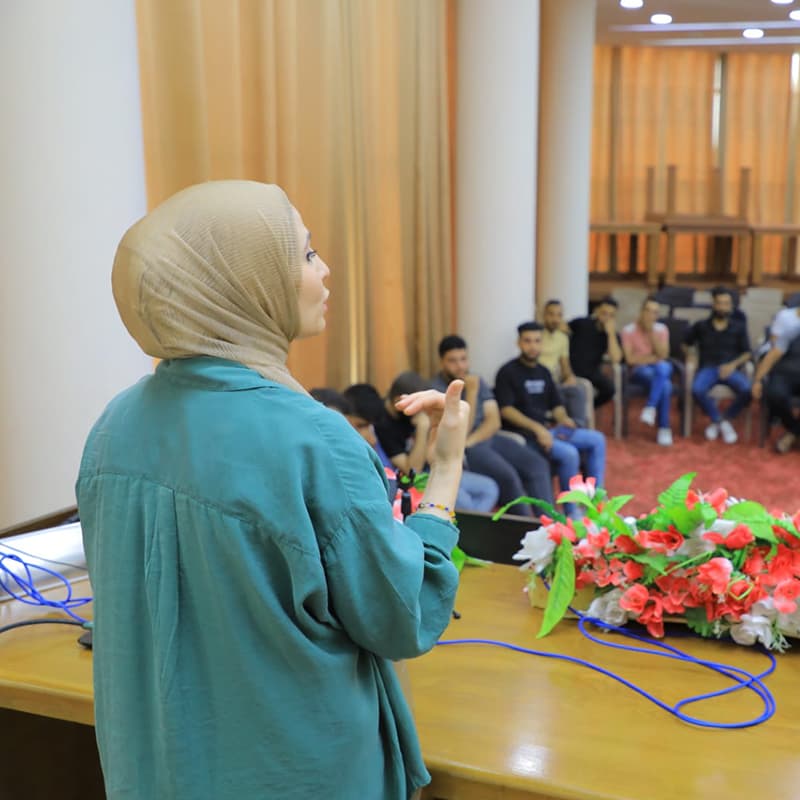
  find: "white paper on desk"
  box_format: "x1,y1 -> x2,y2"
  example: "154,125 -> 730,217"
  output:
0,522 -> 87,604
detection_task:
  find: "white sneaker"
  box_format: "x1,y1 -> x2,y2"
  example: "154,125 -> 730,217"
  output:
705,423 -> 719,441
640,406 -> 656,426
657,428 -> 673,446
720,420 -> 738,444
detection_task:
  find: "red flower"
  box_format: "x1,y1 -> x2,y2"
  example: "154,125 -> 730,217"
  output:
587,527 -> 610,549
638,593 -> 665,638
773,580 -> 800,614
655,574 -> 692,614
702,523 -> 754,550
547,521 -> 577,545
635,527 -> 684,555
762,545 -> 800,586
742,549 -> 767,577
696,557 -> 733,594
612,535 -> 641,555
575,568 -> 595,589
687,488 -> 728,515
619,584 -> 649,615
623,560 -> 644,583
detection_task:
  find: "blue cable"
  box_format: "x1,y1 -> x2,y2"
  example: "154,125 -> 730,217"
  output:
437,603 -> 777,729
0,552 -> 91,624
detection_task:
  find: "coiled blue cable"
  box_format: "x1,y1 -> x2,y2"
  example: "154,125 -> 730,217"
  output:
0,551 -> 91,624
437,603 -> 777,729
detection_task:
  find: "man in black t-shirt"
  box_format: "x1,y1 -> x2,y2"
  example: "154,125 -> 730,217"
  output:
495,322 -> 607,517
684,287 -> 751,444
569,296 -> 623,408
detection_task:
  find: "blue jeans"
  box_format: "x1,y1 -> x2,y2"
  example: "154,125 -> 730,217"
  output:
456,470 -> 499,512
631,361 -> 673,429
529,426 -> 606,517
692,366 -> 751,423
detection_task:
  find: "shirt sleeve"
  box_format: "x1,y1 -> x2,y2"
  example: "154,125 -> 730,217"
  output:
311,412 -> 460,661
478,377 -> 493,406
493,364 -> 515,410
771,312 -> 794,352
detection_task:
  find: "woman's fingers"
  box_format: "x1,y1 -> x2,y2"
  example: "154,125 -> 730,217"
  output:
395,389 -> 446,417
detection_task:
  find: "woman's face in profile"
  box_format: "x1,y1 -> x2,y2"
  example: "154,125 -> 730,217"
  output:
293,207 -> 330,338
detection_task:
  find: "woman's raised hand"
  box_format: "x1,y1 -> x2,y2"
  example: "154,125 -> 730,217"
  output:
394,380 -> 469,467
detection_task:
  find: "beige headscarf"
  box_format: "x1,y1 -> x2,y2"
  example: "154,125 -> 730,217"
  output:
112,180 -> 308,394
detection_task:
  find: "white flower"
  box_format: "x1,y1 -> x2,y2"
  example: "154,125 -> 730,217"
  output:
751,596 -> 777,622
586,588 -> 629,628
513,528 -> 556,573
623,516 -> 638,534
729,614 -> 774,648
675,534 -> 715,558
776,605 -> 800,637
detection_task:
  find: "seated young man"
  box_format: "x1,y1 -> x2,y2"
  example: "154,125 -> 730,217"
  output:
684,287 -> 751,444
432,334 -> 554,513
621,295 -> 674,446
538,299 -> 588,427
371,371 -> 500,513
495,322 -> 606,516
752,304 -> 800,454
568,296 -> 622,409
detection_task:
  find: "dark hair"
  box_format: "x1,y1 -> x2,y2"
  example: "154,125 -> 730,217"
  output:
642,294 -> 660,308
597,296 -> 619,309
712,286 -> 733,301
310,388 -> 353,416
544,299 -> 562,309
388,371 -> 429,400
438,334 -> 468,358
517,321 -> 543,335
342,383 -> 385,424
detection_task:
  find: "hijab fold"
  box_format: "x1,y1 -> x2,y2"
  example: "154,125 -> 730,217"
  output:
112,180 -> 308,394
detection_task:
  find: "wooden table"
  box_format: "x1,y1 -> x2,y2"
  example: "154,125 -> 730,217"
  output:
750,224 -> 800,284
589,221 -> 662,286
410,564 -> 800,800
4,569 -> 800,800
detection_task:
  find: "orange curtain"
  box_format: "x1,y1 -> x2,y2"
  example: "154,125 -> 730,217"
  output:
591,46 -> 716,275
724,52 -> 793,274
135,0 -> 453,392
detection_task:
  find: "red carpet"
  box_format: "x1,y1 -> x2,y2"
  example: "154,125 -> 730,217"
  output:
595,401 -> 800,517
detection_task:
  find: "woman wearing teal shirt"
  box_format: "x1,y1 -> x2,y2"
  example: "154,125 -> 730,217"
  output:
76,181 -> 468,799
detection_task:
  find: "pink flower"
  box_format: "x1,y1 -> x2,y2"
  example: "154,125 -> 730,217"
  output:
574,538 -> 597,560
638,595 -> 665,638
612,535 -> 641,555
702,523 -> 754,550
773,580 -> 800,615
696,557 -> 733,595
623,560 -> 645,583
635,527 -> 684,555
546,520 -> 576,545
619,584 -> 649,615
587,527 -> 610,549
566,475 -> 596,498
687,488 -> 728,515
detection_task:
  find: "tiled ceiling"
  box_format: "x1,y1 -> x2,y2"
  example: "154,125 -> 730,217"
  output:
596,0 -> 800,48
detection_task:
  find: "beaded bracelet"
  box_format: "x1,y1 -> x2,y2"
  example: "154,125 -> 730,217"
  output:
416,502 -> 457,523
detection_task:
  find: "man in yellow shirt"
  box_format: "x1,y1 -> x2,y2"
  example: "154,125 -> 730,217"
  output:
539,300 -> 588,427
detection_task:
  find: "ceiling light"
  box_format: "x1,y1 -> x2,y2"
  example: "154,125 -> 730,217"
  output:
620,0 -> 644,8
791,10 -> 800,20
772,0 -> 793,5
742,28 -> 765,39
650,13 -> 672,24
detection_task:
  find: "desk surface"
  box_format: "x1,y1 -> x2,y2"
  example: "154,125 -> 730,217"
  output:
3,568 -> 800,799
408,564 -> 800,800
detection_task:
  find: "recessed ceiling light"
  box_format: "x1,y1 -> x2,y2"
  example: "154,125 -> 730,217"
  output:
620,0 -> 644,8
772,0 -> 793,5
742,28 -> 765,39
791,10 -> 800,20
650,13 -> 672,25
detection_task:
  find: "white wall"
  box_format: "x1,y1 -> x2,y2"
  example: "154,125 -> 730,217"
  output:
0,1 -> 152,529
456,0 -> 540,381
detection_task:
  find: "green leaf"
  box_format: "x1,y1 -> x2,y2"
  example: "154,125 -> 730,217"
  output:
555,490 -> 596,507
605,494 -> 634,513
698,503 -> 718,527
451,546 -> 467,573
666,505 -> 703,535
462,554 -> 490,568
628,552 -> 670,575
537,539 -> 576,639
684,606 -> 715,637
774,519 -> 800,540
723,501 -> 778,544
492,496 -> 566,523
657,472 -> 696,509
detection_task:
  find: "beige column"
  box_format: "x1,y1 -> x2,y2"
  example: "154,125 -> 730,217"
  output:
536,0 -> 597,321
0,1 -> 152,529
455,0 -> 540,381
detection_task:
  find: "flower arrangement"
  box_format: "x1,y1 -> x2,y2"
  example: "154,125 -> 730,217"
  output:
509,473 -> 800,651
